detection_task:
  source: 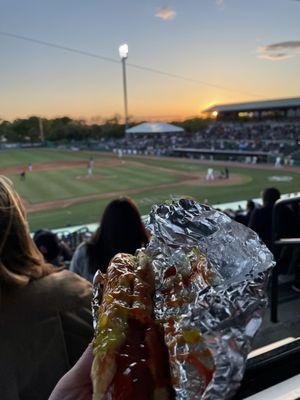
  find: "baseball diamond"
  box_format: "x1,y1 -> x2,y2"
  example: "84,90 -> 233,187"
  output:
1,148 -> 300,231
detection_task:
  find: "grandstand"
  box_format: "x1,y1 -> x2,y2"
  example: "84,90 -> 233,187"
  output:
205,97 -> 300,120
171,121 -> 300,163
108,120 -> 300,164
174,98 -> 300,162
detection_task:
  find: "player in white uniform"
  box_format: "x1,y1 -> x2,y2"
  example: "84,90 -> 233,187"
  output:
275,156 -> 281,168
87,157 -> 94,176
206,168 -> 214,181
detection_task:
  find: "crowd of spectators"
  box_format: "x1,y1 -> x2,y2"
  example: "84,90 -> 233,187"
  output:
101,121 -> 300,160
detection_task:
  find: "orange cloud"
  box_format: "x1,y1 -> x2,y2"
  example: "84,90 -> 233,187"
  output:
155,7 -> 176,20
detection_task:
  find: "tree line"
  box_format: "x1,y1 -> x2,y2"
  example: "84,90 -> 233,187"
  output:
0,115 -> 210,143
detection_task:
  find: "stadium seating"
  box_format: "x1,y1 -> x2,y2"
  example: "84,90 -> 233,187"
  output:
102,121 -> 300,162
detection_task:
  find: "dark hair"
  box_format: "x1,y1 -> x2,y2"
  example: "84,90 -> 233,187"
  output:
86,197 -> 149,274
34,230 -> 61,264
246,200 -> 255,211
262,187 -> 280,207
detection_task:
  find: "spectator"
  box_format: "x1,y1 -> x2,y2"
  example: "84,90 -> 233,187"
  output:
235,200 -> 256,226
34,229 -> 63,266
249,188 -> 298,250
60,239 -> 73,263
34,229 -> 73,267
248,188 -> 280,249
225,167 -> 229,179
70,197 -> 149,282
0,176 -> 93,400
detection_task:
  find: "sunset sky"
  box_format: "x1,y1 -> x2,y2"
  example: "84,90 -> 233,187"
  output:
0,0 -> 299,122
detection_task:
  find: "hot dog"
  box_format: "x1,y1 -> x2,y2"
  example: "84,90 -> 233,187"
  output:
91,253 -> 173,400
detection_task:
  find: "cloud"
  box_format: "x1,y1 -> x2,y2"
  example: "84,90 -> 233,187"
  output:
258,53 -> 294,61
262,41 -> 300,51
258,41 -> 300,61
215,0 -> 225,7
155,6 -> 176,20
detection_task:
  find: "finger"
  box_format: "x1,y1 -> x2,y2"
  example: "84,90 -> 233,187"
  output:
69,343 -> 93,383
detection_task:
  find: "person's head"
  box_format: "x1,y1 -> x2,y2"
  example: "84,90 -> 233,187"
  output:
34,230 -> 61,265
262,187 -> 281,207
0,176 -> 53,288
246,200 -> 255,212
87,197 -> 149,274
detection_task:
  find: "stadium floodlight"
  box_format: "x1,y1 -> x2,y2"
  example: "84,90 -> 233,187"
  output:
119,43 -> 128,60
119,43 -> 129,133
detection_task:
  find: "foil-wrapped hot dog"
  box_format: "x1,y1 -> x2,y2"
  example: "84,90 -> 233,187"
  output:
91,252 -> 173,400
92,199 -> 275,400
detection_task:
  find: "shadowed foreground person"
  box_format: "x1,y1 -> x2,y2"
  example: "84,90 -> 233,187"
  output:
249,188 -> 280,249
0,176 -> 93,400
249,187 -> 299,250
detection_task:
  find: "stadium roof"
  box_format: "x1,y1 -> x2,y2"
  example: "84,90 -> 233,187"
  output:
205,97 -> 300,113
126,122 -> 184,134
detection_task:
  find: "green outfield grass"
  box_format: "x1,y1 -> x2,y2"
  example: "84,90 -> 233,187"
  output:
0,148 -> 110,168
8,165 -> 181,203
1,149 -> 300,231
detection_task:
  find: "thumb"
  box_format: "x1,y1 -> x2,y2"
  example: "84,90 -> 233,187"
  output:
49,343 -> 93,400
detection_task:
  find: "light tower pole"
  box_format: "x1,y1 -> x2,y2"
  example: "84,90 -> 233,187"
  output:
39,117 -> 44,143
119,43 -> 129,133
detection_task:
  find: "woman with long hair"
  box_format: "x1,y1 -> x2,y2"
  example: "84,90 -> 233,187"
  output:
70,197 -> 149,282
0,176 -> 93,400
0,176 -> 54,286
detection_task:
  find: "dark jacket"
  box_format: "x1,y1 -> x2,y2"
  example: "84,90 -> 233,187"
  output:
249,205 -> 273,248
249,204 -> 299,249
0,269 -> 93,400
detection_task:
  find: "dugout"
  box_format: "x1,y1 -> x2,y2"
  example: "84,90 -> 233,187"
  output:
172,147 -> 274,163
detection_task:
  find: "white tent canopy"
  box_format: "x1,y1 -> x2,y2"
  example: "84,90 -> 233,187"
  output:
126,122 -> 184,134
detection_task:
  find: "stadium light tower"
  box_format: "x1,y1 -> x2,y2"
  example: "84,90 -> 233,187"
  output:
119,43 -> 129,133
39,117 -> 44,142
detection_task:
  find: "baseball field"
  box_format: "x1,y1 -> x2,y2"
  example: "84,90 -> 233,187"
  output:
1,148 -> 300,232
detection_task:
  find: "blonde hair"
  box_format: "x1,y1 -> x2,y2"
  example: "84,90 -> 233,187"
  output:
0,175 -> 54,287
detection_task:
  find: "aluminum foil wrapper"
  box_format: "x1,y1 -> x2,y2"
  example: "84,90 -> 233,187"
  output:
91,198 -> 275,400
146,199 -> 275,400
